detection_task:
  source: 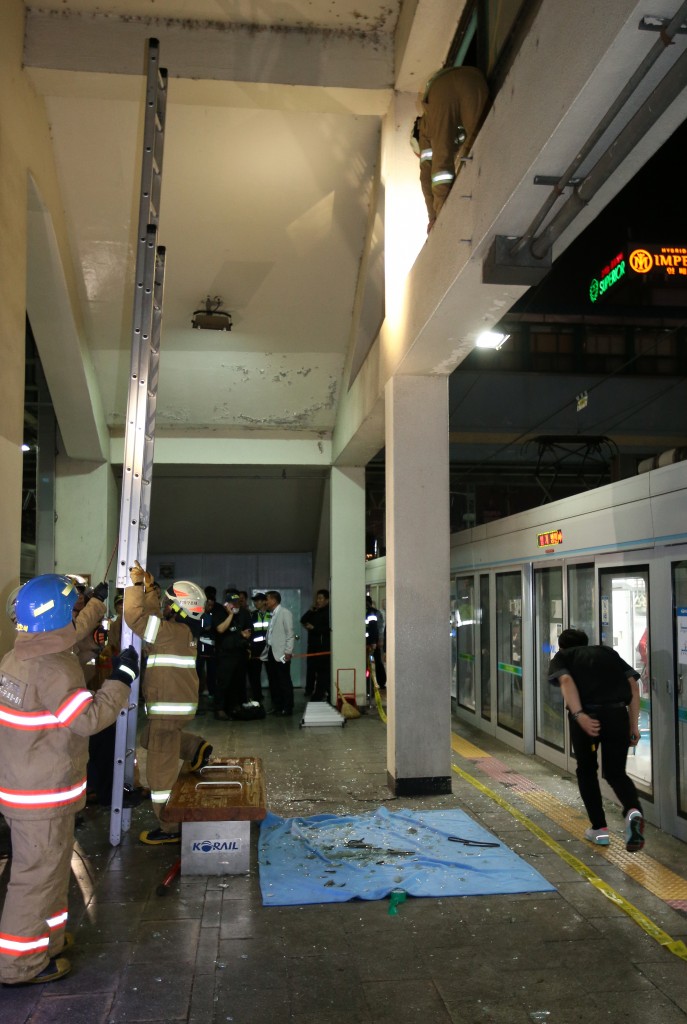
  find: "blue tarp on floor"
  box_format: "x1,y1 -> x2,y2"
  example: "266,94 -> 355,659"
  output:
258,805 -> 555,906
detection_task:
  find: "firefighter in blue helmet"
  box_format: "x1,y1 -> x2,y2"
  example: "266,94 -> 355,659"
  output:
0,574 -> 138,986
125,561 -> 213,844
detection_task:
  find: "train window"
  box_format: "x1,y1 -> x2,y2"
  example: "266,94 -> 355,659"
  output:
480,574 -> 491,721
534,567 -> 564,752
496,571 -> 523,736
599,566 -> 652,796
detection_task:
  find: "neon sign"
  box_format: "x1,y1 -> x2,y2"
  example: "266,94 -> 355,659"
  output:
629,245 -> 687,280
589,251 -> 625,303
537,529 -> 563,548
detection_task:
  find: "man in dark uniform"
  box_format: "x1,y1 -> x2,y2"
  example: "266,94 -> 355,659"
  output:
214,588 -> 252,719
248,592 -> 270,703
300,589 -> 330,701
548,628 -> 644,852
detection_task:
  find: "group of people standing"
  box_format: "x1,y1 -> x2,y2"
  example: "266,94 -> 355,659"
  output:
195,585 -> 316,719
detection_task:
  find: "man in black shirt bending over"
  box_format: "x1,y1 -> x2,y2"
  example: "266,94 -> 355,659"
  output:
548,628 -> 644,852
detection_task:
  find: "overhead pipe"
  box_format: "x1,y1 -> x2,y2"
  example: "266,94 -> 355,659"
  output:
511,0 -> 687,258
530,41 -> 687,259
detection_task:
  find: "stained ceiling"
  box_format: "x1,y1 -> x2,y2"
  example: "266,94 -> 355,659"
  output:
21,1 -> 687,555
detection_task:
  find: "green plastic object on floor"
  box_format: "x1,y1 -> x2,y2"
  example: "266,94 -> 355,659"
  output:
388,889 -> 407,915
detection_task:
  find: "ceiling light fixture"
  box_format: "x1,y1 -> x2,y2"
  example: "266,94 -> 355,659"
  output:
475,331 -> 509,350
191,295 -> 233,331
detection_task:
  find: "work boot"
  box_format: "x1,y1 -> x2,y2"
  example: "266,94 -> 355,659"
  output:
139,827 -> 181,846
189,740 -> 213,772
3,957 -> 71,986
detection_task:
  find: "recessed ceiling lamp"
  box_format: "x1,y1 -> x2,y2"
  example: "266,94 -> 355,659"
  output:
191,295 -> 232,331
475,331 -> 509,350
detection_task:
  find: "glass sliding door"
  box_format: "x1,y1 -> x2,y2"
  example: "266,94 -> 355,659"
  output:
568,563 -> 595,641
599,567 -> 652,795
534,566 -> 564,751
672,563 -> 687,823
480,574 -> 492,721
456,575 -> 476,712
496,571 -> 523,736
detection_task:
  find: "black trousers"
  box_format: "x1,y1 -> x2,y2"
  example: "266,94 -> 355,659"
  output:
216,652 -> 248,713
266,648 -> 293,713
569,705 -> 642,829
247,656 -> 266,702
305,650 -> 330,701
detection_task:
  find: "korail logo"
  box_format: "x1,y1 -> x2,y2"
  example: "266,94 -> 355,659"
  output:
192,840 -> 240,853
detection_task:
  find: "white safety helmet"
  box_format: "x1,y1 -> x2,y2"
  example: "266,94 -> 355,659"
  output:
164,580 -> 205,620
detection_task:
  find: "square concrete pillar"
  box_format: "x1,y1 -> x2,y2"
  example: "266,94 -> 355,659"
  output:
385,375 -> 452,795
330,467 -> 366,706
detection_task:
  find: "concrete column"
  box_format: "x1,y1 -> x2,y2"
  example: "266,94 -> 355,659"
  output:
55,454 -> 120,590
330,467 -> 366,706
385,375 -> 451,795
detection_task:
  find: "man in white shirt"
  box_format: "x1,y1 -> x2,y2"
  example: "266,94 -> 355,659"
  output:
262,591 -> 295,716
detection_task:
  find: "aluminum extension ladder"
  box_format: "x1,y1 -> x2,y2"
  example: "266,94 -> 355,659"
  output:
110,38 -> 168,846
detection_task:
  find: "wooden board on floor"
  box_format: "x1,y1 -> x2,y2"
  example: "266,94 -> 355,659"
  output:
164,756 -> 267,823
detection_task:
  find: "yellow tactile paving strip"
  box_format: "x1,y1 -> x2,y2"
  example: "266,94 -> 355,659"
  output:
450,731 -> 687,961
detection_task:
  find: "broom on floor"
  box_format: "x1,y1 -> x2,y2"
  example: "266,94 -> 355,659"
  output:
335,677 -> 360,719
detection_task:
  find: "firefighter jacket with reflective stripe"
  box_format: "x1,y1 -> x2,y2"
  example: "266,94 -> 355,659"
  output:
419,65 -> 488,219
0,600 -> 131,819
124,584 -> 199,719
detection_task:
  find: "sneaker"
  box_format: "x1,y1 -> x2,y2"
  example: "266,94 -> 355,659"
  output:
3,957 -> 71,986
189,741 -> 213,772
584,827 -> 610,846
625,809 -> 645,852
139,827 -> 181,846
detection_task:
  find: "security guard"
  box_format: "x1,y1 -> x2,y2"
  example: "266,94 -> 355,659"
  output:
416,65 -> 488,230
125,561 -> 212,844
0,574 -> 138,986
248,592 -> 270,703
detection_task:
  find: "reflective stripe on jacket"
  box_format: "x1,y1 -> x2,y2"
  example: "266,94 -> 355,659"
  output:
0,599 -> 130,819
124,585 -> 199,721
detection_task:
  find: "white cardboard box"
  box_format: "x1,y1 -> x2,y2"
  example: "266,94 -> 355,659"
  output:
180,820 -> 251,875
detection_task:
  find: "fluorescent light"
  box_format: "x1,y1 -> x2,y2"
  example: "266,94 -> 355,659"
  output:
475,331 -> 509,350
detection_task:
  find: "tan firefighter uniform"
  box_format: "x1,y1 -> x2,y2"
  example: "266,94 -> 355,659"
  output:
419,66 -> 489,226
0,599 -> 131,984
124,582 -> 204,826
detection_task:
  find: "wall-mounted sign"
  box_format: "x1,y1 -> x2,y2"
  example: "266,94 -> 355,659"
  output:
628,245 -> 687,281
537,529 -> 563,547
589,251 -> 625,303
589,244 -> 687,302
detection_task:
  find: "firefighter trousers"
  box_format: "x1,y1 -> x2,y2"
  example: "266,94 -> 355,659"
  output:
140,718 -> 204,826
0,813 -> 74,983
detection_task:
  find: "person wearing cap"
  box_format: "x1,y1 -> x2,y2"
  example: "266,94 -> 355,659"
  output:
0,574 -> 139,986
248,592 -> 270,703
214,587 -> 253,719
415,65 -> 488,231
125,561 -> 212,844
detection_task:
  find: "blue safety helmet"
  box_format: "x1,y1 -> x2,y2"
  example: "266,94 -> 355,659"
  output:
14,574 -> 78,633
